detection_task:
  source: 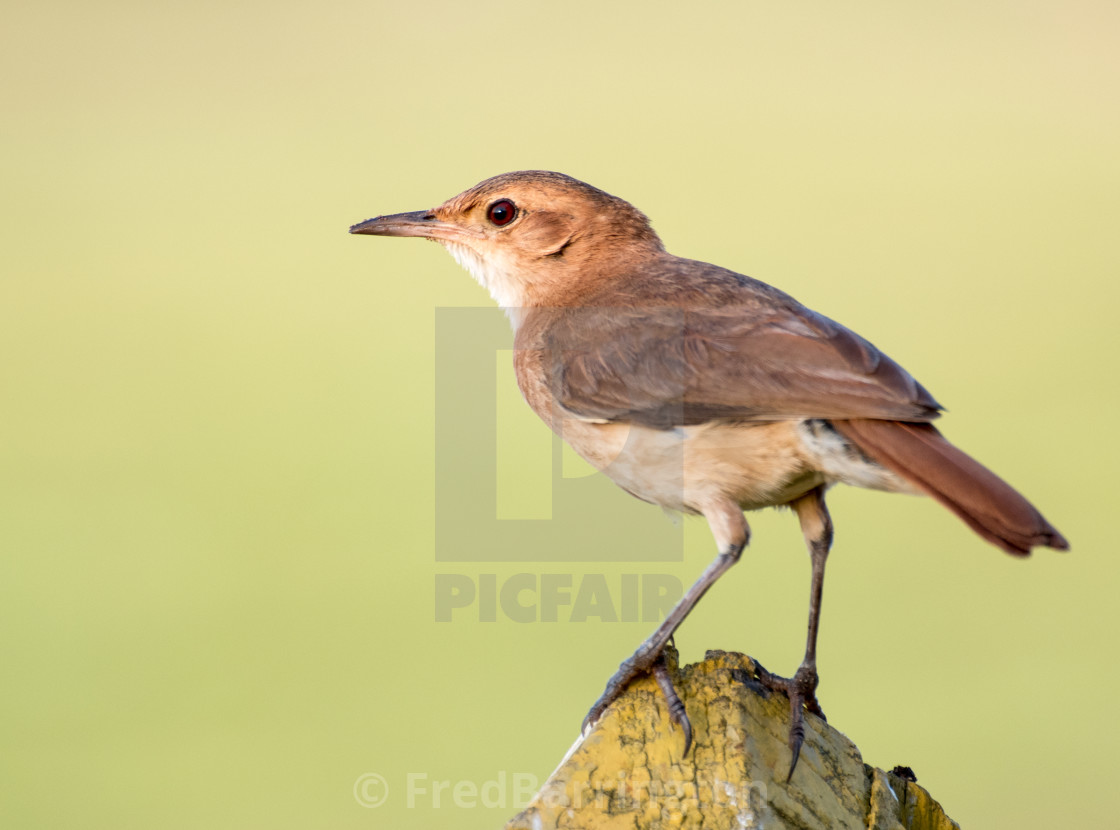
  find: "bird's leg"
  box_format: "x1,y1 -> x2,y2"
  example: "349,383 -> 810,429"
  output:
752,486 -> 833,781
583,505 -> 748,754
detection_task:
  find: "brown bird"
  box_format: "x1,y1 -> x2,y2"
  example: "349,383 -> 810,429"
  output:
350,171 -> 1068,779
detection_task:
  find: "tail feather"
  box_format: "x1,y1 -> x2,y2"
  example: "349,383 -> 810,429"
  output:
830,419 -> 1068,556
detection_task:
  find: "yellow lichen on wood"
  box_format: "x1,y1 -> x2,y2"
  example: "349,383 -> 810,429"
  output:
505,650 -> 959,830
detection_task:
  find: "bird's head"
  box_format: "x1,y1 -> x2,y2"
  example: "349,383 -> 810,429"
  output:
350,171 -> 664,324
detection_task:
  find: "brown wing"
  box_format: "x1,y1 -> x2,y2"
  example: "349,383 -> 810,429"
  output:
531,263 -> 941,429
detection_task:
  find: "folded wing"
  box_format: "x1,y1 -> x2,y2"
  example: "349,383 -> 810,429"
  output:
537,281 -> 940,428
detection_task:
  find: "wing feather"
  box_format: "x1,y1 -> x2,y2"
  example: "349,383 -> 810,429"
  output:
524,260 -> 941,428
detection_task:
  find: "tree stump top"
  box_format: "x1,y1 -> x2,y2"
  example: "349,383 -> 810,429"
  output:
506,650 -> 959,830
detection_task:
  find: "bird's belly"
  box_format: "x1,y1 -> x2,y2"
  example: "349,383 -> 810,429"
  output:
556,417 -> 824,513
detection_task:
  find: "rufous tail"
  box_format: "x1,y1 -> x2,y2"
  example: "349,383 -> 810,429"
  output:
830,419 -> 1068,556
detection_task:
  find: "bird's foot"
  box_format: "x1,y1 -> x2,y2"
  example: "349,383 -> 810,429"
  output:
750,659 -> 825,782
583,641 -> 693,755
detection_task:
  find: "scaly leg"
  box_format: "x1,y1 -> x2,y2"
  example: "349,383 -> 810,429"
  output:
753,486 -> 833,781
583,503 -> 748,754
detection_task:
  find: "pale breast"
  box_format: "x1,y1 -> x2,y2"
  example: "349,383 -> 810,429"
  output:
512,346 -> 913,515
513,349 -> 824,513
551,417 -> 827,514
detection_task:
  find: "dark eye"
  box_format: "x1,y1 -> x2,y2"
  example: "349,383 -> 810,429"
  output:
487,199 -> 516,226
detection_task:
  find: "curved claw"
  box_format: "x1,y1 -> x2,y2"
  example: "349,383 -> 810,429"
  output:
583,648 -> 693,756
753,661 -> 825,782
582,701 -> 603,735
785,695 -> 807,782
583,663 -> 639,734
653,659 -> 693,756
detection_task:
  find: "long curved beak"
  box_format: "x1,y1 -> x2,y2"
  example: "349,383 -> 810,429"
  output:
349,210 -> 476,242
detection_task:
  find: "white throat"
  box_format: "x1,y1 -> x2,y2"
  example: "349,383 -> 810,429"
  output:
442,241 -> 527,329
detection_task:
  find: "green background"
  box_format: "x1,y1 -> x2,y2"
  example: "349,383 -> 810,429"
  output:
3,2 -> 1117,827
